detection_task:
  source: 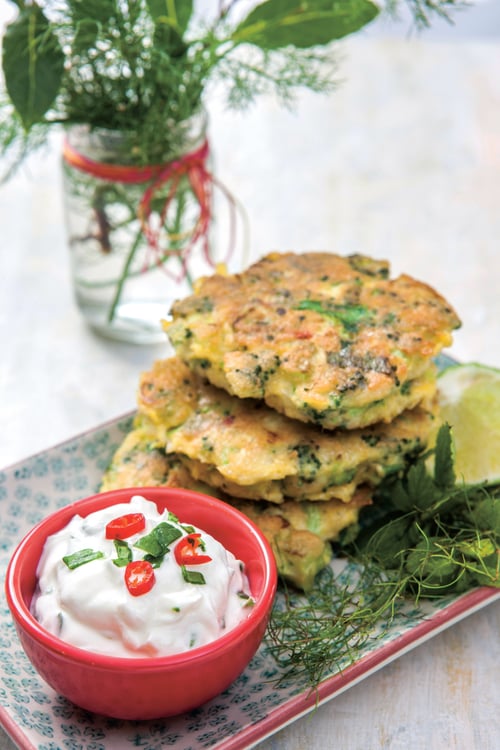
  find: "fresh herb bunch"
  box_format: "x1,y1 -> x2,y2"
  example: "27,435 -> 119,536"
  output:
267,423 -> 500,689
1,0 -> 464,177
351,424 -> 500,594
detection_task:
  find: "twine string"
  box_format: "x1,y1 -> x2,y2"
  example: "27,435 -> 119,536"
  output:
63,137 -> 236,282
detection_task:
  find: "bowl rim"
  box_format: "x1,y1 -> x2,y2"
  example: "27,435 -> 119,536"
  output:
5,487 -> 277,670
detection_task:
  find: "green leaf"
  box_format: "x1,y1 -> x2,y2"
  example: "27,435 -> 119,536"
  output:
65,0 -> 116,50
433,423 -> 456,489
359,516 -> 412,568
337,520 -> 361,546
112,539 -> 133,567
63,548 -> 105,569
147,0 -> 192,56
66,0 -> 117,25
468,496 -> 500,535
232,0 -> 379,50
2,4 -> 64,130
405,538 -> 459,585
146,0 -> 192,31
457,536 -> 497,562
389,481 -> 413,512
175,0 -> 193,33
134,521 -> 182,558
471,551 -> 500,588
154,24 -> 187,58
72,19 -> 99,53
295,300 -> 374,332
402,460 -> 438,511
181,566 -> 206,585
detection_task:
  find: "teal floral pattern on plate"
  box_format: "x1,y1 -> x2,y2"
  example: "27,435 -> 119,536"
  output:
1,410 -> 499,750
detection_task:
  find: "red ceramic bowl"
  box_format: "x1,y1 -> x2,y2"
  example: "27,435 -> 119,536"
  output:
5,487 -> 277,720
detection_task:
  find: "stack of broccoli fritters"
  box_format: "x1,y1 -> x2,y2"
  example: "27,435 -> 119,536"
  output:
101,252 -> 460,589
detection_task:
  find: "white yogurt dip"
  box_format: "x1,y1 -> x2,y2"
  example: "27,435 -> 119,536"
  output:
32,495 -> 254,657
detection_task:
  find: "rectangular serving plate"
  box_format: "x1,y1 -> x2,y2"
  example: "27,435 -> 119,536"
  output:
1,412 -> 499,750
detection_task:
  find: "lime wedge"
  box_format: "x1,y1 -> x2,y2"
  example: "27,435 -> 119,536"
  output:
437,362 -> 500,484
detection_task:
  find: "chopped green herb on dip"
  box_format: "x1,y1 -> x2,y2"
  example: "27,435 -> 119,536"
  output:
32,496 -> 253,657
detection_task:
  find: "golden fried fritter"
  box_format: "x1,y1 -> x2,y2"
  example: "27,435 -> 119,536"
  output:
166,252 -> 460,430
136,356 -> 437,504
100,428 -> 370,590
100,429 -> 213,495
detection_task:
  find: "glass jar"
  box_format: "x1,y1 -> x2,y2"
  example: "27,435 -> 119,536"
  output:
62,110 -> 229,344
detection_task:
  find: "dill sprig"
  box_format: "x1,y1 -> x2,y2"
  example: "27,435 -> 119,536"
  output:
267,562 -> 409,689
266,424 -> 500,689
384,0 -> 471,29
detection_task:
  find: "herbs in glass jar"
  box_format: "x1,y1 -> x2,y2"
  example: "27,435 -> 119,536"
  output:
0,1 -> 465,341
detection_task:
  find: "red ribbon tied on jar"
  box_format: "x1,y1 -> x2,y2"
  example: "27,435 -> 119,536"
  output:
62,137 -> 237,281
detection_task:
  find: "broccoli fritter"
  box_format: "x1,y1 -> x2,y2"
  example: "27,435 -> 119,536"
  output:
135,356 -> 437,504
166,252 -> 460,430
100,427 -> 370,590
